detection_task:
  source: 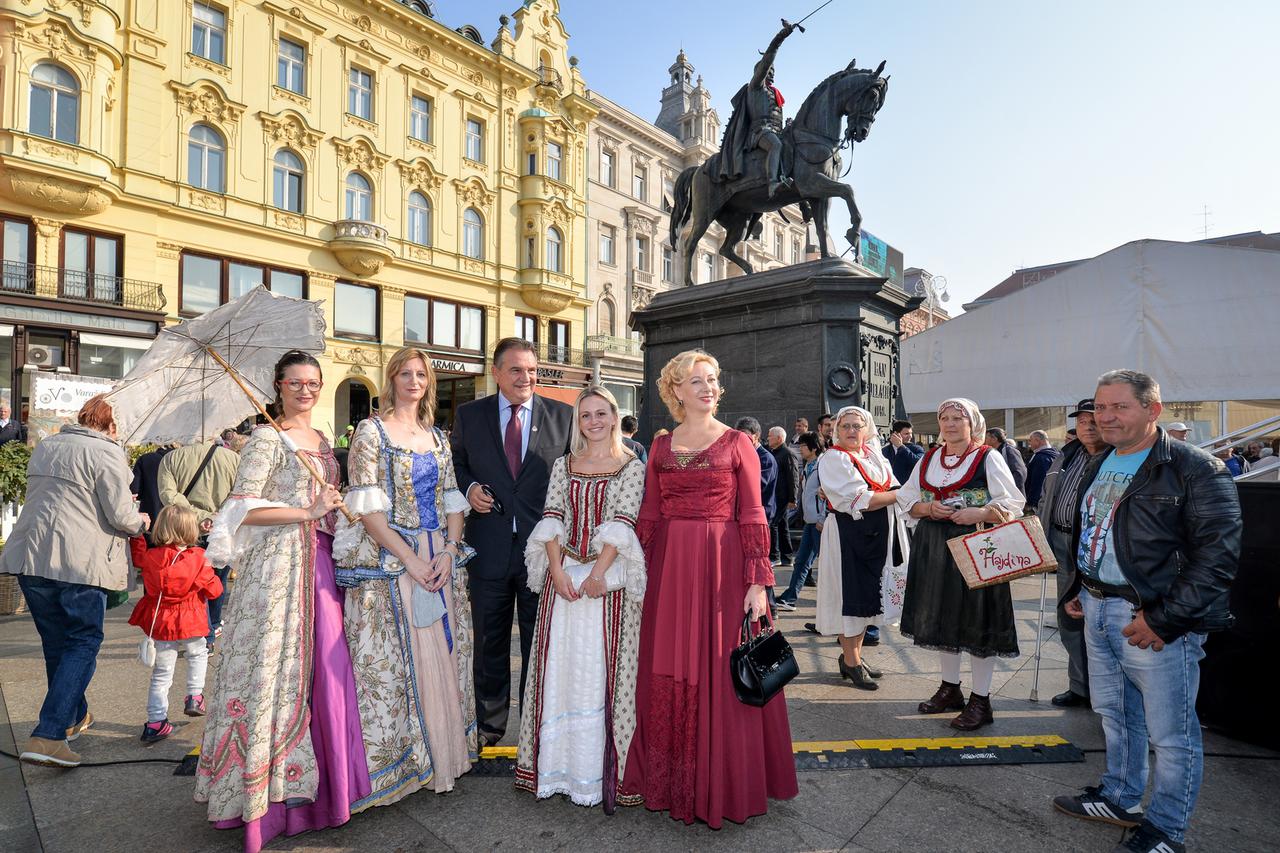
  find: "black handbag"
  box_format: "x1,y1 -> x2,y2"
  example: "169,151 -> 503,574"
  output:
729,612 -> 799,706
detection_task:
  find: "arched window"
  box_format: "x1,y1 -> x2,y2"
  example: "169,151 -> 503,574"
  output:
344,172 -> 372,221
599,298 -> 616,336
546,226 -> 563,272
30,63 -> 79,144
462,208 -> 483,260
187,124 -> 226,193
407,191 -> 431,246
272,149 -> 304,213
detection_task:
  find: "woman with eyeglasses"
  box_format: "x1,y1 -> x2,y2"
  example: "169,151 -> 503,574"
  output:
196,351 -> 369,852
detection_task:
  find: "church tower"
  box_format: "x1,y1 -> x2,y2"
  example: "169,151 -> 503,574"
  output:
655,51 -> 719,148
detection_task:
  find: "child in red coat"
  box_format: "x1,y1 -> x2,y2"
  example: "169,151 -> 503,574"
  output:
128,505 -> 223,743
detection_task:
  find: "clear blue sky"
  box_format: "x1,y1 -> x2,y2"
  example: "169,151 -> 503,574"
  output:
446,1 -> 1279,310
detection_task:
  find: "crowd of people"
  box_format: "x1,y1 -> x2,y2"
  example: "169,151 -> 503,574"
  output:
0,344 -> 1246,853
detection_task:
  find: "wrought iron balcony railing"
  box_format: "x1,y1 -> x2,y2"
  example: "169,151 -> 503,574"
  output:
536,64 -> 563,91
0,262 -> 167,312
586,334 -> 642,357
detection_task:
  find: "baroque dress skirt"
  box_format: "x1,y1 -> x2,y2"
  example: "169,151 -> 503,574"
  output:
212,532 -> 370,852
899,518 -> 1020,658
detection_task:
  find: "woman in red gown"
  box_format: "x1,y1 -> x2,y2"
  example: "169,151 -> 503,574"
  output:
622,350 -> 798,827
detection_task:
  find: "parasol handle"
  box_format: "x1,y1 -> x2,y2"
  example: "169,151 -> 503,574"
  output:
203,347 -> 358,523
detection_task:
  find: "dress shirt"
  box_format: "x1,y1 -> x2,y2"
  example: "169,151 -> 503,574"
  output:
497,394 -> 533,532
498,394 -> 534,462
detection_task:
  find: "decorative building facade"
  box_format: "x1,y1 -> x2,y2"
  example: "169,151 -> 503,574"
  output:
0,0 -> 596,432
584,51 -> 809,413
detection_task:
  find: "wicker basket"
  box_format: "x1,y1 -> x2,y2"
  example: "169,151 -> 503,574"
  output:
947,510 -> 1057,589
0,574 -> 24,615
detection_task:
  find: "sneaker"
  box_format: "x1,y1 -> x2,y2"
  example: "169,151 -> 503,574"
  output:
862,631 -> 881,647
770,558 -> 782,567
19,737 -> 81,768
1114,822 -> 1185,853
1053,785 -> 1143,828
184,694 -> 207,717
65,711 -> 93,742
776,599 -> 797,611
213,624 -> 224,638
141,720 -> 174,743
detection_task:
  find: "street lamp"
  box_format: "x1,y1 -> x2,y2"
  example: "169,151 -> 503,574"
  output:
914,273 -> 950,329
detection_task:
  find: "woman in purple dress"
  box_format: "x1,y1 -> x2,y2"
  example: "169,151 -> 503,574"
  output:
198,351 -> 369,852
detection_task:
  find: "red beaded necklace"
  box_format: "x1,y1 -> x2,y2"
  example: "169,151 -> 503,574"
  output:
939,441 -> 980,471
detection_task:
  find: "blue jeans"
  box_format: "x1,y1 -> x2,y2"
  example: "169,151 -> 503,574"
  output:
1083,591 -> 1205,843
778,524 -> 821,604
17,575 -> 107,740
206,565 -> 232,645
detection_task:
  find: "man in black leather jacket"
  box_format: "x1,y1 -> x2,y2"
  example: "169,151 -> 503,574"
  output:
1052,370 -> 1241,853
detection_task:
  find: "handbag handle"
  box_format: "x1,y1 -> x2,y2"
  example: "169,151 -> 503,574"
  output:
975,503 -> 1012,531
740,610 -> 775,644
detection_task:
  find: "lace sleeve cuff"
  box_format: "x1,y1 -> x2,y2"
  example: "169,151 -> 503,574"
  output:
592,520 -> 647,602
523,517 -> 564,593
344,485 -> 391,516
738,522 -> 776,586
206,497 -> 290,566
443,488 -> 470,517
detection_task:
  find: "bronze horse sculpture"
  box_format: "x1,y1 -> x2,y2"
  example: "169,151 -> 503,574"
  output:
669,60 -> 889,286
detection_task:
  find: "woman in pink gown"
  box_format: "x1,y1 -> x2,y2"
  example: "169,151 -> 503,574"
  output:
621,350 -> 798,828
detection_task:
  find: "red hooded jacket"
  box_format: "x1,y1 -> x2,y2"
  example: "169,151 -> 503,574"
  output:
127,537 -> 223,641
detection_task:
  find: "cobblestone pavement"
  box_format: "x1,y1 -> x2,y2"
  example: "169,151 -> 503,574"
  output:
2,574 -> 1276,852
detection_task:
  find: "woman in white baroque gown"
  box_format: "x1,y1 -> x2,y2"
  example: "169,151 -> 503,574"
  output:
515,385 -> 646,812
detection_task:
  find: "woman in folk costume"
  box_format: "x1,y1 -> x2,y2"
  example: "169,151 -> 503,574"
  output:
333,347 -> 477,809
896,397 -> 1025,731
814,406 -> 910,690
621,350 -> 797,828
197,351 -> 368,852
516,385 -> 646,811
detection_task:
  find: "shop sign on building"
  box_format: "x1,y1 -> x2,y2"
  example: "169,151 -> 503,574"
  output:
28,373 -> 115,442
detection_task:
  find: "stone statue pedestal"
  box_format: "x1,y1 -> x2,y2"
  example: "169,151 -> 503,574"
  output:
630,258 -> 922,439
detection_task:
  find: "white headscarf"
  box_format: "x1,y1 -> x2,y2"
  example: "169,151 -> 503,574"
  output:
937,397 -> 986,438
834,405 -> 882,457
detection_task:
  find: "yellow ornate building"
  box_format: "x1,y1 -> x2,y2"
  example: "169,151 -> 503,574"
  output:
0,0 -> 597,433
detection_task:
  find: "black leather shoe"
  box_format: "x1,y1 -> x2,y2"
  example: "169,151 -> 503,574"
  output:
1051,690 -> 1091,708
861,662 -> 883,679
839,656 -> 879,690
803,572 -> 817,587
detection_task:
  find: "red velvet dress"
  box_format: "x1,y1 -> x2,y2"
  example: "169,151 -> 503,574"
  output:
622,430 -> 798,827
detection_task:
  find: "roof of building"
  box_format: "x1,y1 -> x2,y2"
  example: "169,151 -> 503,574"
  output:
964,231 -> 1280,311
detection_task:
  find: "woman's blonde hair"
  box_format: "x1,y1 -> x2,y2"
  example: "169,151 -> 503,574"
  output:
151,505 -> 200,548
569,385 -> 629,460
380,347 -> 438,428
656,349 -> 721,423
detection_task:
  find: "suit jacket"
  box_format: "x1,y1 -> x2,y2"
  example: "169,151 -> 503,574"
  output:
770,443 -> 800,512
0,420 -> 26,446
998,441 -> 1028,497
882,441 -> 925,484
450,393 -> 574,579
1024,446 -> 1062,511
756,443 -> 778,519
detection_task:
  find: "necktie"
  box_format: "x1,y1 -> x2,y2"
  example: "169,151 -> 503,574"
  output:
504,403 -> 523,478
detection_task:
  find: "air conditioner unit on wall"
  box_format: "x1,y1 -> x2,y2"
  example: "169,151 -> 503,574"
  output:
26,344 -> 61,368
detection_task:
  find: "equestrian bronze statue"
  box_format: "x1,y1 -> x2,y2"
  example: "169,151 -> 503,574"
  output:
669,20 -> 889,286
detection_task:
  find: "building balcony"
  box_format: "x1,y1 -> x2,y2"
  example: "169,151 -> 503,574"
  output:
586,334 -> 642,358
536,65 -> 563,92
328,219 -> 393,276
536,342 -> 586,367
0,263 -> 166,313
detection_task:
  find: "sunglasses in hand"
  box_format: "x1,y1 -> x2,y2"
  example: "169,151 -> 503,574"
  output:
480,484 -> 505,515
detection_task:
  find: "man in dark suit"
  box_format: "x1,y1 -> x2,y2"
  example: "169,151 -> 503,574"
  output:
0,404 -> 26,446
985,427 -> 1028,498
765,426 -> 799,565
450,337 -> 574,746
735,417 -> 778,548
882,419 -> 925,483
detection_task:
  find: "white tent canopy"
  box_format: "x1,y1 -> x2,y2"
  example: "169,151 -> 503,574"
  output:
901,239 -> 1280,413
